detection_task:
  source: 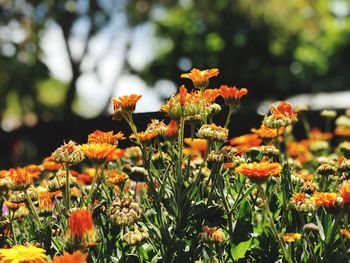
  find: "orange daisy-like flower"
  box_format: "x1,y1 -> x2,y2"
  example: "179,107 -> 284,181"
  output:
309,128 -> 333,141
340,229 -> 350,240
204,89 -> 221,103
130,131 -> 158,144
283,233 -> 301,243
219,85 -> 248,106
251,124 -> 283,140
310,192 -> 337,208
42,157 -> 62,171
335,126 -> 350,136
184,138 -> 208,156
81,143 -> 117,163
53,251 -> 88,263
8,167 -> 34,191
181,68 -> 219,89
164,120 -> 178,140
291,192 -> 306,204
67,209 -> 97,246
271,101 -> 297,120
112,94 -> 142,120
38,191 -> 53,210
235,161 -> 282,183
88,130 -> 125,145
229,134 -> 262,153
107,171 -> 129,185
339,180 -> 350,205
4,201 -> 25,211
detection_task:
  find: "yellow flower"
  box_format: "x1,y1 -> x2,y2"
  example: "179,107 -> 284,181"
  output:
0,245 -> 47,263
283,233 -> 301,243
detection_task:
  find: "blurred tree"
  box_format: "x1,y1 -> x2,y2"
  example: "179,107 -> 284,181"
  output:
125,0 -> 350,108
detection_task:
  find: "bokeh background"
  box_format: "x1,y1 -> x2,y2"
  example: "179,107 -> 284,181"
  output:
1,0 -> 350,167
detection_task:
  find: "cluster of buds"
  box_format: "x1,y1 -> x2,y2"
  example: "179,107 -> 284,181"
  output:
208,146 -> 237,164
52,141 -> 85,166
197,124 -> 228,142
263,101 -> 298,128
289,192 -> 316,213
108,196 -> 142,225
123,226 -> 149,245
199,226 -> 225,244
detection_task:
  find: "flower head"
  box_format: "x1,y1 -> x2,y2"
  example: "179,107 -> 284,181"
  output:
229,134 -> 262,153
8,167 -> 34,191
310,192 -> 338,211
81,143 -> 117,163
0,245 -> 47,263
340,180 -> 350,205
181,68 -> 219,90
283,233 -> 301,243
88,130 -> 124,145
200,226 -> 225,243
197,123 -> 229,142
264,101 -> 298,128
235,161 -> 282,183
219,85 -> 248,106
52,141 -> 85,166
52,251 -> 88,263
66,209 -> 97,247
163,120 -> 178,140
112,94 -> 142,120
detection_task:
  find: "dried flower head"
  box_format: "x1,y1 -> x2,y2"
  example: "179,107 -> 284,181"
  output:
123,226 -> 149,245
52,141 -> 85,166
197,123 -> 229,142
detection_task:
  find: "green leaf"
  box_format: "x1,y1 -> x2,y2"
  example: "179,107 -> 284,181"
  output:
316,214 -> 325,241
231,239 -> 252,261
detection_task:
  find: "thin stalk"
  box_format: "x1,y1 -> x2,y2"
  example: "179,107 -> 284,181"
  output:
258,184 -> 292,263
25,189 -> 43,229
224,105 -> 234,128
65,164 -> 71,211
88,164 -> 100,206
9,211 -> 17,244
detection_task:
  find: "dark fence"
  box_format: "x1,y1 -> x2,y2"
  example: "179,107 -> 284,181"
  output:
0,109 -> 332,169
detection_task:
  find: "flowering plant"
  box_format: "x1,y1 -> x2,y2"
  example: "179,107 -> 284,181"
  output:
0,69 -> 350,262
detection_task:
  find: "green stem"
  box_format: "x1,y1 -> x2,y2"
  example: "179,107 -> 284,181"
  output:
25,189 -> 43,229
258,184 -> 292,263
224,106 -> 234,128
65,164 -> 71,212
88,164 -> 100,206
10,211 -> 17,244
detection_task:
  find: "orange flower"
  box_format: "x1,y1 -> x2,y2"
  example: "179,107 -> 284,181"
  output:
309,128 -> 333,141
251,125 -> 283,140
80,143 -> 117,163
204,89 -> 220,103
184,138 -> 208,156
88,130 -> 124,145
229,134 -> 262,153
283,233 -> 301,243
291,192 -> 306,204
340,181 -> 350,205
53,251 -> 88,263
164,120 -> 178,140
235,161 -> 282,183
179,85 -> 188,106
67,209 -> 95,241
107,171 -> 129,185
181,68 -> 219,89
8,167 -> 34,190
42,157 -> 62,171
335,126 -> 350,136
340,229 -> 350,239
310,192 -> 337,208
112,94 -> 142,112
107,148 -> 125,161
4,201 -> 25,210
130,131 -> 157,144
271,101 -> 297,120
38,191 -> 53,210
219,85 -> 248,105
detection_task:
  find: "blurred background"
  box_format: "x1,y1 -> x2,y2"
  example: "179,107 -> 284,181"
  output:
1,0 -> 350,167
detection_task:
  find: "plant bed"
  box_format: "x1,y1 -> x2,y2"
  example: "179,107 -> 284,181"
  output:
0,68 -> 350,262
